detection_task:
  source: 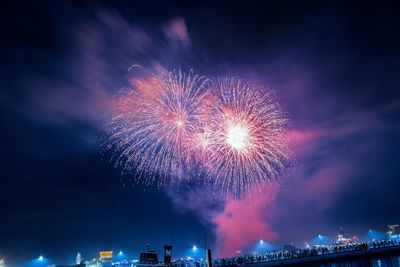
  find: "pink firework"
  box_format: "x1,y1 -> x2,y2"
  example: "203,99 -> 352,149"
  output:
104,70 -> 210,186
104,70 -> 291,196
200,78 -> 291,196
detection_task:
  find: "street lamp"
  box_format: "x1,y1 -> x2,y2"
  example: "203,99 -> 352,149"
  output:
258,240 -> 266,255
38,255 -> 44,267
192,245 -> 198,259
318,235 -> 323,245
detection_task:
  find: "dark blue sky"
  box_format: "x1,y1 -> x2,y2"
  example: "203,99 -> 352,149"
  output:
1,1 -> 400,266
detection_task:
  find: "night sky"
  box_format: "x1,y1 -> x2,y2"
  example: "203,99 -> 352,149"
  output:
1,1 -> 400,266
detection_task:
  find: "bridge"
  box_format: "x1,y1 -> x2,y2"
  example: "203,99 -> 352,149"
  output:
242,245 -> 400,266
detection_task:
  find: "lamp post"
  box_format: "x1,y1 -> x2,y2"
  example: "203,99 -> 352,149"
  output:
192,245 -> 198,259
38,255 -> 44,267
259,240 -> 265,254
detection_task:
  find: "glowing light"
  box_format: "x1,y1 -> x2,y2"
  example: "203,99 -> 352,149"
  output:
201,78 -> 291,196
99,251 -> 113,259
104,70 -> 210,186
175,119 -> 184,127
193,245 -> 197,251
38,256 -> 43,261
226,123 -> 249,150
104,71 -> 291,197
259,240 -> 264,244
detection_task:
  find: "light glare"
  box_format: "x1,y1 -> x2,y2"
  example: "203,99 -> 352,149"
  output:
226,123 -> 249,150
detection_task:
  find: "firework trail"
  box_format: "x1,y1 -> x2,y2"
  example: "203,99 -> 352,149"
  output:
104,70 -> 210,186
200,78 -> 291,196
104,70 -> 291,196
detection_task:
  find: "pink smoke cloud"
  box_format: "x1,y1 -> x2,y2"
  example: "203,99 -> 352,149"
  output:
287,129 -> 325,145
213,184 -> 279,257
287,128 -> 327,156
8,10 -> 191,140
298,162 -> 353,211
163,17 -> 190,45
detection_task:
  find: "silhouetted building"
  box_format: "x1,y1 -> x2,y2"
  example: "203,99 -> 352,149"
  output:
164,245 -> 172,264
140,251 -> 159,264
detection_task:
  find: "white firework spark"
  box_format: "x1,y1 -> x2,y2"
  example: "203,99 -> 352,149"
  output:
104,70 -> 210,186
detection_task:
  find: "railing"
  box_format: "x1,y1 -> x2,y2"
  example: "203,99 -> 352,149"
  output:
213,240 -> 400,266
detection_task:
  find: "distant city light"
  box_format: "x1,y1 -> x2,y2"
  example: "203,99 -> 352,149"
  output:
76,253 -> 82,265
367,229 -> 386,241
15,226 -> 400,266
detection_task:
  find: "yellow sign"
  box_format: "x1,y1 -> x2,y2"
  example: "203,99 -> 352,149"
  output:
99,251 -> 113,259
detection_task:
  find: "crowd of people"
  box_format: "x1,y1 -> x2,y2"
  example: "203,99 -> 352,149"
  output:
370,239 -> 400,249
213,240 -> 400,266
166,239 -> 400,267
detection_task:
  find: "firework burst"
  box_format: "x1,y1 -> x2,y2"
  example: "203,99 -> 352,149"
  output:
200,78 -> 291,196
104,70 -> 210,186
104,70 -> 291,196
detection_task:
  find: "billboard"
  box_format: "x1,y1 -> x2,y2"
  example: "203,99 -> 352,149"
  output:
99,251 -> 113,259
164,245 -> 172,263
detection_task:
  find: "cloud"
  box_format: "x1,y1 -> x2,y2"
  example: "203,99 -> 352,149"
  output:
167,183 -> 280,258
166,188 -> 221,225
213,184 -> 279,257
163,17 -> 190,45
1,9 -> 191,136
